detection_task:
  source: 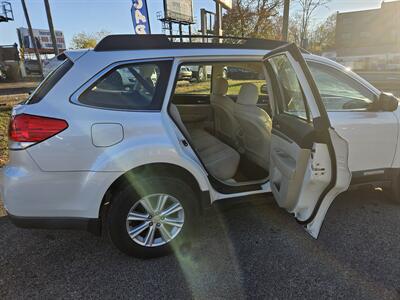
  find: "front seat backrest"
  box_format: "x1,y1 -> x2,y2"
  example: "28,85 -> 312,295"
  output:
210,78 -> 237,147
234,83 -> 272,170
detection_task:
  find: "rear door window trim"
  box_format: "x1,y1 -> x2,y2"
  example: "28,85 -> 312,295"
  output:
27,59 -> 73,105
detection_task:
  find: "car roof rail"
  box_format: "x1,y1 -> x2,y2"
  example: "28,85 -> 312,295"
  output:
94,34 -> 289,52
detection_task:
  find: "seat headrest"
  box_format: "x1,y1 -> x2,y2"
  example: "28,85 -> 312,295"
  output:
140,65 -> 155,77
237,83 -> 259,105
213,78 -> 228,96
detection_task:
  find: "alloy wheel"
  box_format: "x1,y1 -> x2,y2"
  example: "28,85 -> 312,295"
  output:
126,193 -> 185,247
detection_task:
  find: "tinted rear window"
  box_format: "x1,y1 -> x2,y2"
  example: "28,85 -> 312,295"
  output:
77,60 -> 172,110
27,59 -> 73,104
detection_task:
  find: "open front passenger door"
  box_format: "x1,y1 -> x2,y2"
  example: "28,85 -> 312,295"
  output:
264,44 -> 352,238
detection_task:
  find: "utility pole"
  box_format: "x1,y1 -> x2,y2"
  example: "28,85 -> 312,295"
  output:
282,0 -> 290,41
214,1 -> 222,43
200,8 -> 207,42
21,0 -> 43,76
44,0 -> 59,55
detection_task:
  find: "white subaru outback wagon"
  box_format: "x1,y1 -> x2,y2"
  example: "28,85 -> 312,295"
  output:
1,35 -> 399,258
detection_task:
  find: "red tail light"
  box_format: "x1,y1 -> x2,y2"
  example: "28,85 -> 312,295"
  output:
9,114 -> 68,143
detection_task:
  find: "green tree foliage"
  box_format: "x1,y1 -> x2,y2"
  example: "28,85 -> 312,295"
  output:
70,30 -> 110,49
222,0 -> 282,40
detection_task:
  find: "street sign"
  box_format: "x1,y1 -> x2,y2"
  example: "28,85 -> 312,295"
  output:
17,27 -> 65,52
164,0 -> 194,24
131,0 -> 151,34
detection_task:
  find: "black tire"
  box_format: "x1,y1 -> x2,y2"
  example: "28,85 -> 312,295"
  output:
107,176 -> 198,258
385,172 -> 400,203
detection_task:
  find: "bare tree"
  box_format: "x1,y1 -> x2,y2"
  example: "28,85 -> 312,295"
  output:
309,13 -> 336,53
288,12 -> 336,53
222,0 -> 282,40
288,14 -> 302,45
297,0 -> 330,47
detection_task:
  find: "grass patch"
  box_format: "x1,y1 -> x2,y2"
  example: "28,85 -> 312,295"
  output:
175,79 -> 266,95
175,80 -> 212,95
0,107 -> 11,168
0,105 -> 11,216
226,80 -> 265,95
0,94 -> 25,167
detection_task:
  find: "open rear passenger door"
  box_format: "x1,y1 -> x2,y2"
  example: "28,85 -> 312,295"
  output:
263,44 -> 352,238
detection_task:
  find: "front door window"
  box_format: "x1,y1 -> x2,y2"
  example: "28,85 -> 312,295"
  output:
308,62 -> 376,111
268,54 -> 312,122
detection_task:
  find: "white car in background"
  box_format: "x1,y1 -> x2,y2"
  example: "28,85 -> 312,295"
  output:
1,35 -> 399,258
42,53 -> 66,77
178,66 -> 193,81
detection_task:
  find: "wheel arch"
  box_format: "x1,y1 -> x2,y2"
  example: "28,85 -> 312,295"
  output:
99,163 -> 211,225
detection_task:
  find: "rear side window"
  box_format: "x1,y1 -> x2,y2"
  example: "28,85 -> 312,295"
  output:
78,60 -> 172,110
174,64 -> 212,95
28,59 -> 73,104
224,66 -> 265,96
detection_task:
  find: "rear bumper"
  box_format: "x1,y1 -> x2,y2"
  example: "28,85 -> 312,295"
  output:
0,150 -> 122,220
7,212 -> 102,235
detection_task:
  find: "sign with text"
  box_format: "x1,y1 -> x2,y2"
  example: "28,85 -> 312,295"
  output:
131,0 -> 151,34
17,27 -> 66,51
164,0 -> 194,23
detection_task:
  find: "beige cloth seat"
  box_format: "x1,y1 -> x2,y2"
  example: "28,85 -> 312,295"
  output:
210,78 -> 237,147
234,83 -> 272,170
170,104 -> 240,180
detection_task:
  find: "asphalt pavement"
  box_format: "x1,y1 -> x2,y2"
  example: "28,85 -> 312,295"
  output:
1,189 -> 400,299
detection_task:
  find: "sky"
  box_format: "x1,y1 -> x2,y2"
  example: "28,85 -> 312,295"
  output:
0,0 -> 394,47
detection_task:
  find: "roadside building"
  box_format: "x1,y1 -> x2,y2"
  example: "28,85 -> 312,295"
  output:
335,0 -> 400,71
335,1 -> 400,96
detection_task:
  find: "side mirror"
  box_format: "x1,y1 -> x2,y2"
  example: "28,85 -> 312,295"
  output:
260,84 -> 268,95
379,93 -> 398,112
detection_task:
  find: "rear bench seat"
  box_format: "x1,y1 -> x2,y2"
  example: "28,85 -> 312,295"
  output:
170,105 -> 240,180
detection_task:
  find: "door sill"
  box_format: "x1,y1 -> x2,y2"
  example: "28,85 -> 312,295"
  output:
208,175 -> 269,194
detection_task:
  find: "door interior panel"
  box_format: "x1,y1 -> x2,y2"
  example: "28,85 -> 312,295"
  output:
176,105 -> 213,124
270,134 -> 311,211
272,114 -> 319,149
173,94 -> 213,129
172,94 -> 210,105
271,114 -> 317,211
264,44 -> 352,238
